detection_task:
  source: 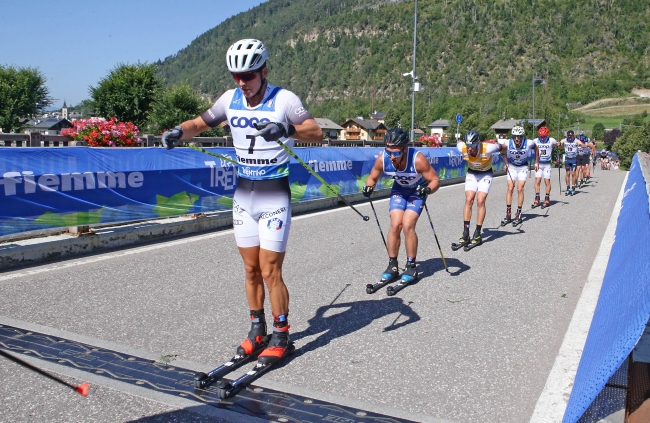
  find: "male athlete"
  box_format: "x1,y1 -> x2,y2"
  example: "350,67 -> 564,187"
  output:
452,130 -> 503,251
530,126 -> 557,209
363,128 -> 440,284
576,135 -> 594,187
499,125 -> 538,226
161,39 -> 322,366
558,130 -> 585,195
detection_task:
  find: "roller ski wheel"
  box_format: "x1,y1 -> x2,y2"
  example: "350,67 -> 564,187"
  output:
463,235 -> 482,252
500,215 -> 512,226
366,262 -> 400,294
451,235 -> 470,251
512,215 -> 523,227
531,199 -> 541,208
386,265 -> 418,296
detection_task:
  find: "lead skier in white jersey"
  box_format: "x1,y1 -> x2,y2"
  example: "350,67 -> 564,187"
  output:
161,39 -> 322,366
530,126 -> 557,209
499,125 -> 538,226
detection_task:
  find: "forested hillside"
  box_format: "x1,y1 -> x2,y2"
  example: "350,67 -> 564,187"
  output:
157,0 -> 650,137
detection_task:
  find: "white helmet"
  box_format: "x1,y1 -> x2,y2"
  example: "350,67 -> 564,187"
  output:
226,39 -> 269,73
511,126 -> 525,136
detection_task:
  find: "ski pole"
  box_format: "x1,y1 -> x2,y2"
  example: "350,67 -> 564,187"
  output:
0,348 -> 90,396
423,202 -> 449,273
368,198 -> 388,253
269,138 -> 370,222
188,144 -> 238,165
558,152 -> 562,196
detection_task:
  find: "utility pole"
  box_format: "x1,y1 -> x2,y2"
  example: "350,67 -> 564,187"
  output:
409,0 -> 419,145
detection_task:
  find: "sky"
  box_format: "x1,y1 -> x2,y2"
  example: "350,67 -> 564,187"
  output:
0,0 -> 268,109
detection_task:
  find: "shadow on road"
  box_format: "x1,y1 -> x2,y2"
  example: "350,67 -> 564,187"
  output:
291,297 -> 421,355
418,256 -> 470,277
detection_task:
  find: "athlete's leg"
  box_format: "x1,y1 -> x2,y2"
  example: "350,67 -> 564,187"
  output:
239,246 -> 265,310
534,177 -> 542,196
259,248 -> 288,316
464,190 -> 476,221
402,210 -> 420,259
544,178 -> 552,195
506,178 -> 515,206
388,209 -> 405,258
476,191 -> 488,225
517,180 -> 526,207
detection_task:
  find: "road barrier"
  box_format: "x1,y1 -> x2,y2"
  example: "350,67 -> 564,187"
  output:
563,152 -> 650,422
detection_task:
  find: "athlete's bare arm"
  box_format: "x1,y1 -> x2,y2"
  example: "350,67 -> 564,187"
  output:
292,118 -> 323,143
178,116 -> 213,139
364,155 -> 385,188
414,153 -> 440,193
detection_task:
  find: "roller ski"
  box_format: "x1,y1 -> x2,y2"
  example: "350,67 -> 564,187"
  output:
512,214 -> 523,227
500,214 -> 512,226
195,312 -> 269,389
217,329 -> 294,399
540,198 -> 551,209
463,232 -> 483,252
451,231 -> 470,251
386,261 -> 418,296
366,259 -> 400,294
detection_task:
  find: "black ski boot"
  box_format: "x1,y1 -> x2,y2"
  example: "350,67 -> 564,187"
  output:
387,261 -> 418,296
464,232 -> 483,251
501,214 -> 512,226
512,213 -> 523,227
531,196 -> 541,208
257,328 -> 291,366
237,310 -> 268,358
367,259 -> 400,294
541,197 -> 551,209
451,230 -> 470,251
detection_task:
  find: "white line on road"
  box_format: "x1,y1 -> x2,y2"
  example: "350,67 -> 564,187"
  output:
529,173 -> 628,423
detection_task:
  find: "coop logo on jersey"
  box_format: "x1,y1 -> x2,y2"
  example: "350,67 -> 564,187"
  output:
230,116 -> 270,128
267,217 -> 283,231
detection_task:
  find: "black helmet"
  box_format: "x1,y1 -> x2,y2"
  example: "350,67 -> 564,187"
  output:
464,130 -> 481,148
567,130 -> 575,139
384,128 -> 410,146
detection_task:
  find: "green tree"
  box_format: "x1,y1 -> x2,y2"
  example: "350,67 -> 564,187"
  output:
612,123 -> 650,170
0,65 -> 52,132
90,63 -> 162,128
603,128 -> 622,149
147,83 -> 223,136
592,122 -> 605,140
384,107 -> 400,129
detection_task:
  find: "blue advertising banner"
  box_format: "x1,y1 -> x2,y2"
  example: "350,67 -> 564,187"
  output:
0,146 -> 503,236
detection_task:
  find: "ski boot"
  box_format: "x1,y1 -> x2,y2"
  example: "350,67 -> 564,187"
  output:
451,232 -> 470,251
541,198 -> 551,209
501,214 -> 512,226
257,328 -> 291,366
565,188 -> 571,196
512,213 -> 523,227
571,188 -> 576,196
367,259 -> 400,294
531,197 -> 541,208
463,233 -> 482,251
387,262 -> 418,296
237,312 -> 268,358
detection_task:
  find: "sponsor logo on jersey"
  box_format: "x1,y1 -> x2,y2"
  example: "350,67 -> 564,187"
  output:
266,99 -> 274,108
295,107 -> 307,117
233,219 -> 243,225
237,156 -> 278,165
267,217 -> 283,231
207,109 -> 216,119
230,116 -> 271,128
260,207 -> 286,219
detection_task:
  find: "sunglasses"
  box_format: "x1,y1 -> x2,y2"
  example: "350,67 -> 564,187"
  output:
231,72 -> 259,82
385,149 -> 404,158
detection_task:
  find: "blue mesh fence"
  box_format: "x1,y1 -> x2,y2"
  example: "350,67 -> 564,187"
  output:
563,154 -> 650,422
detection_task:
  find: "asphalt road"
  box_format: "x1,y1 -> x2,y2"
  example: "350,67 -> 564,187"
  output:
0,168 -> 627,423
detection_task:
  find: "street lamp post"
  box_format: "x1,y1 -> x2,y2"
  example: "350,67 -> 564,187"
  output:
532,75 -> 546,132
409,0 -> 419,144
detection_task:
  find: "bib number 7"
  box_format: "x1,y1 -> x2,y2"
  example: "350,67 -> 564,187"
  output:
247,134 -> 256,154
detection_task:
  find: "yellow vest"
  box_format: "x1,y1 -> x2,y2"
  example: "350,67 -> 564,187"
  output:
462,143 -> 494,172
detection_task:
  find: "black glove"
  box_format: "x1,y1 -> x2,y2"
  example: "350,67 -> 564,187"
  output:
416,185 -> 432,199
253,122 -> 296,141
362,185 -> 374,198
161,126 -> 183,150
